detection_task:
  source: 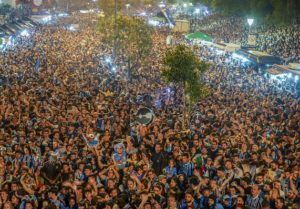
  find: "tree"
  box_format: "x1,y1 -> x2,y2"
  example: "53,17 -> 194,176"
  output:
99,0 -> 126,17
98,15 -> 153,78
161,45 -> 210,128
99,0 -> 158,16
202,0 -> 299,24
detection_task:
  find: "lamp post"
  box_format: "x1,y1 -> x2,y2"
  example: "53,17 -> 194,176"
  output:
125,4 -> 130,14
113,0 -> 118,62
247,18 -> 254,34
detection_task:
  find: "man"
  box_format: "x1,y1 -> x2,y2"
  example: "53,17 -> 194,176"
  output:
48,188 -> 67,209
207,195 -> 224,209
41,152 -> 61,185
166,195 -> 178,209
151,143 -> 168,175
196,187 -> 210,209
179,153 -> 194,177
152,184 -> 166,207
274,197 -> 287,209
245,184 -> 264,209
179,189 -> 198,209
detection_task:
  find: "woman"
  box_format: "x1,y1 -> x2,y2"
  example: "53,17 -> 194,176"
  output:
10,194 -> 20,209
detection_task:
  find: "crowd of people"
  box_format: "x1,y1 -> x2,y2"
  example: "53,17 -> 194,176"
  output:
192,15 -> 300,63
191,15 -> 247,44
0,11 -> 299,209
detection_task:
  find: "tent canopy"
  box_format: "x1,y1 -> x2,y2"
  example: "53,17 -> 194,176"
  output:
185,32 -> 213,42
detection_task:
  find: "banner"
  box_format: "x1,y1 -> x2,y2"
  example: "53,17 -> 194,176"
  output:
35,59 -> 41,72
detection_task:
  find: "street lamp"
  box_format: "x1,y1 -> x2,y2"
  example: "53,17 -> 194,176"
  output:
113,0 -> 118,61
247,18 -> 254,26
247,18 -> 254,34
125,4 -> 130,9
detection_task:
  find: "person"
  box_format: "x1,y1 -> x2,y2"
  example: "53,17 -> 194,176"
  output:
245,184 -> 264,209
274,198 -> 287,209
164,159 -> 178,180
151,143 -> 168,175
40,152 -> 62,185
166,195 -> 179,209
207,195 -> 224,209
179,153 -> 194,178
179,189 -> 198,209
0,8 -> 299,209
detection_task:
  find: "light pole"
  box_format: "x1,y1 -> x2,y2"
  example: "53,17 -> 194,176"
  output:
247,18 -> 254,34
113,0 -> 118,62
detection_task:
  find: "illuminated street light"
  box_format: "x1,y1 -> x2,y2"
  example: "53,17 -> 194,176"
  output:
20,30 -> 29,37
159,3 -> 165,8
247,18 -> 254,26
105,57 -> 111,63
247,18 -> 254,35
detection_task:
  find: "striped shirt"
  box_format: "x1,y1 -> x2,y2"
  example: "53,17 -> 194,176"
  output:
245,195 -> 263,209
179,162 -> 194,177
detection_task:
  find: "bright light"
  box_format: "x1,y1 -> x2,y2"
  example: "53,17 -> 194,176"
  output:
125,4 -> 130,9
287,73 -> 292,78
140,12 -> 147,16
80,10 -> 89,14
183,3 -> 187,8
105,57 -> 111,63
69,26 -> 76,31
158,3 -> 165,8
20,30 -> 29,37
148,20 -> 160,26
247,18 -> 254,26
58,13 -> 68,17
232,53 -> 249,63
215,49 -> 224,55
194,8 -> 200,14
295,75 -> 299,81
42,15 -> 52,23
112,66 -> 116,72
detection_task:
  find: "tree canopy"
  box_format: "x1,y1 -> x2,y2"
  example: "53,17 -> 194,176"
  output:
161,44 -> 210,128
201,0 -> 300,24
99,0 -> 159,17
98,14 -> 153,77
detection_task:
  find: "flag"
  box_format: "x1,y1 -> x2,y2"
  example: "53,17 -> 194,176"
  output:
35,59 -> 41,72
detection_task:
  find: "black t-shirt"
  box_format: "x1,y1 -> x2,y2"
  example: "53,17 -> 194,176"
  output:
41,162 -> 62,180
61,171 -> 73,182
